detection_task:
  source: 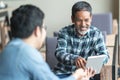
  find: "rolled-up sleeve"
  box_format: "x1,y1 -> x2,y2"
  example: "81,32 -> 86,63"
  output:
55,30 -> 79,65
94,32 -> 109,63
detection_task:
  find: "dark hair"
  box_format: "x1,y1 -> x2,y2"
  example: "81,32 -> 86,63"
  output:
10,4 -> 44,38
72,1 -> 92,17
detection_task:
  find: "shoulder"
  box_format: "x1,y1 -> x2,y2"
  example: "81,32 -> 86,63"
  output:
60,24 -> 74,32
59,24 -> 75,36
90,26 -> 100,32
19,43 -> 42,61
89,26 -> 102,37
7,38 -> 42,61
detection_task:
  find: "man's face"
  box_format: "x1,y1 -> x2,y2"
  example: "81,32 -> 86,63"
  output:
72,11 -> 92,35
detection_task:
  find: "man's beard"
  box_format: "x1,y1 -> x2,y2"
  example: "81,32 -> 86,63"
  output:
78,29 -> 88,35
76,26 -> 90,36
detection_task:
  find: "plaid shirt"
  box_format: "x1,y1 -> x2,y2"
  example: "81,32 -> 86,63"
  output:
54,24 -> 109,74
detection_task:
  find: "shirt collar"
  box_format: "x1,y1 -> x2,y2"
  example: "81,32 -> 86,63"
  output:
73,25 -> 91,38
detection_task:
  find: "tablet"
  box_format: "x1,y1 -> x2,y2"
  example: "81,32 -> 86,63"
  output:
86,55 -> 107,74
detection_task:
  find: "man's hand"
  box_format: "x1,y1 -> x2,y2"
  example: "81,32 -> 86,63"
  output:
72,68 -> 95,80
86,68 -> 95,78
72,68 -> 87,80
81,68 -> 95,80
75,57 -> 86,69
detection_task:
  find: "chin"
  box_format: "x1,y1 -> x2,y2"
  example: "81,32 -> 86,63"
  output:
39,42 -> 45,50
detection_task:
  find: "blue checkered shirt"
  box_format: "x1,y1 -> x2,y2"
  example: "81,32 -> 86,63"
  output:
54,24 -> 109,74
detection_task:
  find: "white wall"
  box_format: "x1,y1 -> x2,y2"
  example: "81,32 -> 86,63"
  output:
118,1 -> 120,45
4,0 -> 114,37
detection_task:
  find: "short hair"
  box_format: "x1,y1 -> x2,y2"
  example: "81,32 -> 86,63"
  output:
10,4 -> 44,38
72,1 -> 92,17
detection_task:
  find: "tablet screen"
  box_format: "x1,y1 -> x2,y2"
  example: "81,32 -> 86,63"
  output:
86,55 -> 107,74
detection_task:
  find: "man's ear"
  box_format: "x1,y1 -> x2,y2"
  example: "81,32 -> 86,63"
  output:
34,26 -> 41,37
90,14 -> 92,18
71,16 -> 74,23
90,15 -> 92,22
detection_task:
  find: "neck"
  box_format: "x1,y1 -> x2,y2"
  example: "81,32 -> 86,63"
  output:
22,37 -> 38,49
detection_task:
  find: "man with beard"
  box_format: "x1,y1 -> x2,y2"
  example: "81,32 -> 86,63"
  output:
0,4 -> 95,80
54,1 -> 109,80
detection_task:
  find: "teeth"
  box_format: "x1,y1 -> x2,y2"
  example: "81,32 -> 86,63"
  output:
81,27 -> 87,30
81,27 -> 86,28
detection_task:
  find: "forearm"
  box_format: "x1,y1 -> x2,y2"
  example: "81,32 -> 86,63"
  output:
95,42 -> 109,64
95,46 -> 109,64
55,50 -> 79,65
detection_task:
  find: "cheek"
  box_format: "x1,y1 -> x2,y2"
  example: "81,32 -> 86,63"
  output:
87,19 -> 92,25
39,29 -> 46,45
42,29 -> 46,42
86,22 -> 90,25
86,22 -> 91,27
74,22 -> 81,28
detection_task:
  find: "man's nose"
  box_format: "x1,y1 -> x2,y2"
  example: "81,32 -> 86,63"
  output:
81,21 -> 86,27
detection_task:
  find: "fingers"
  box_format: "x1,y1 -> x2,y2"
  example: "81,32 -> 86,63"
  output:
82,58 -> 87,67
86,68 -> 95,78
80,60 -> 86,70
74,68 -> 95,80
91,68 -> 95,77
75,57 -> 87,69
73,68 -> 87,80
75,58 -> 82,68
75,60 -> 81,69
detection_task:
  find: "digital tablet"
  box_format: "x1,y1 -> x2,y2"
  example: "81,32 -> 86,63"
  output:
86,55 -> 107,74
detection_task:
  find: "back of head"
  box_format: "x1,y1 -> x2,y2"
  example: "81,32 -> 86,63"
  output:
10,4 -> 44,38
72,1 -> 92,17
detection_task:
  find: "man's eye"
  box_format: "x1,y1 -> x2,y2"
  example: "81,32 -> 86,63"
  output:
85,19 -> 89,22
76,19 -> 81,22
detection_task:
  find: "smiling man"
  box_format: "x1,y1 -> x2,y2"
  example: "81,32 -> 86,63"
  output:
54,1 -> 109,80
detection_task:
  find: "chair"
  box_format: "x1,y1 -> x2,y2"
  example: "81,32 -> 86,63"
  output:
113,35 -> 118,80
91,13 -> 112,34
118,45 -> 120,65
53,31 -> 59,37
46,37 -> 58,69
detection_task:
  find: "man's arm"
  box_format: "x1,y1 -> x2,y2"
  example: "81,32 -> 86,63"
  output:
55,30 -> 79,65
19,50 -> 76,80
20,50 -> 94,80
94,31 -> 109,63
